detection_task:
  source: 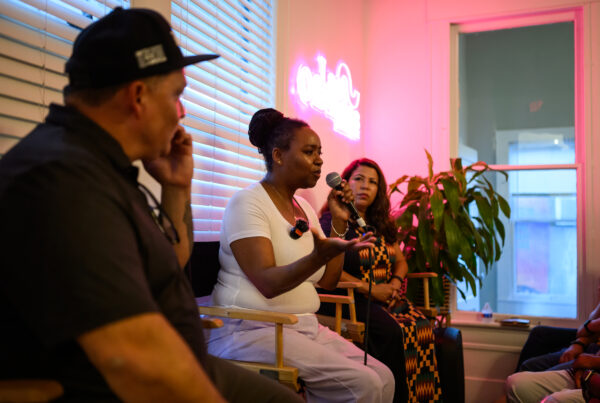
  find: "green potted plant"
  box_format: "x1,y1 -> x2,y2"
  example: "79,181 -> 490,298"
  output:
389,150 -> 511,307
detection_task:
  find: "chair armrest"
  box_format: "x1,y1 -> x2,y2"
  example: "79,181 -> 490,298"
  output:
406,272 -> 438,279
406,272 -> 438,311
336,281 -> 363,288
197,305 -> 298,325
0,380 -> 63,402
318,294 -> 354,305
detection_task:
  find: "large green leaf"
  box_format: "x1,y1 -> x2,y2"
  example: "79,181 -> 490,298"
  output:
498,193 -> 511,218
494,216 -> 506,244
443,212 -> 462,260
441,179 -> 460,214
474,194 -> 494,232
430,188 -> 444,231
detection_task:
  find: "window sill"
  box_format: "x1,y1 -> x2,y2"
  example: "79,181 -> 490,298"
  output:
451,317 -> 532,332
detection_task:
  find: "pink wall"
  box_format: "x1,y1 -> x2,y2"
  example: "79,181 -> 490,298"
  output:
276,0 -> 366,208
276,0 -> 594,210
363,0 -> 432,199
277,0 -> 434,209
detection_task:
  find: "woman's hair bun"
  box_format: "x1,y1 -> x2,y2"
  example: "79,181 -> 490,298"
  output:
248,108 -> 285,149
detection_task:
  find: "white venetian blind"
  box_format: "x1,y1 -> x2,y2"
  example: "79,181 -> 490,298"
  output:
171,0 -> 274,241
0,0 -> 129,157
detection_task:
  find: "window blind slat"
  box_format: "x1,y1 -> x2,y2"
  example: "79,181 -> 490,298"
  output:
172,3 -> 270,69
0,56 -> 67,92
175,0 -> 270,56
0,116 -> 37,139
0,0 -> 127,158
0,18 -> 71,65
185,63 -> 268,108
2,0 -> 80,43
184,87 -> 250,127
185,73 -> 257,116
217,0 -> 270,46
0,76 -> 62,106
0,137 -> 20,155
175,27 -> 271,93
238,0 -> 271,32
0,96 -> 47,123
189,127 -> 258,159
20,0 -> 97,30
179,41 -> 270,102
60,0 -> 119,20
175,0 -> 273,241
185,116 -> 250,147
183,100 -> 253,136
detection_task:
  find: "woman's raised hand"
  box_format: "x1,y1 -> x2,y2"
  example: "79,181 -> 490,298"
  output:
310,227 -> 374,265
326,179 -> 353,222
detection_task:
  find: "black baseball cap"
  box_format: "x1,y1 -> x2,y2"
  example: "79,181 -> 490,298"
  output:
65,7 -> 219,90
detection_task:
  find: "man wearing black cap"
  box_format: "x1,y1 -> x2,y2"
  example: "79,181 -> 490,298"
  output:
0,7 -> 302,402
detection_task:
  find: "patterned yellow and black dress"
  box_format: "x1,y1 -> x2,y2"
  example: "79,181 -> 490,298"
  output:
318,215 -> 442,403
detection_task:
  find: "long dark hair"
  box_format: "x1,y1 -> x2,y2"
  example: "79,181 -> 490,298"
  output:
248,108 -> 308,171
321,158 -> 397,243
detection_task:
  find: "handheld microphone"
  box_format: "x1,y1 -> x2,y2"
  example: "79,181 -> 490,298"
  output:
325,172 -> 367,230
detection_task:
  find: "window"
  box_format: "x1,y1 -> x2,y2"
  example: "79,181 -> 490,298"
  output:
0,0 -> 129,157
170,0 -> 275,241
454,19 -> 580,319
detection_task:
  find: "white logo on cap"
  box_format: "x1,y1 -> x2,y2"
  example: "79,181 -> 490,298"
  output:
135,44 -> 167,69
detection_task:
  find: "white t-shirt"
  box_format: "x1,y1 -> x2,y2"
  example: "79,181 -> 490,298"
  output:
212,182 -> 326,314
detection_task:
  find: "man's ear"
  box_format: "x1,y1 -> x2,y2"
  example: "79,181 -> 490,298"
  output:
125,80 -> 147,118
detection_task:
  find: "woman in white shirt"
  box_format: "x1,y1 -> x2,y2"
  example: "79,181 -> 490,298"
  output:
208,108 -> 395,403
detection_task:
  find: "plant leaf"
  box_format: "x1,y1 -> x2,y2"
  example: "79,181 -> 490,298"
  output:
474,194 -> 494,231
494,216 -> 506,244
431,188 -> 444,231
498,193 -> 511,218
441,179 -> 460,214
425,149 -> 434,179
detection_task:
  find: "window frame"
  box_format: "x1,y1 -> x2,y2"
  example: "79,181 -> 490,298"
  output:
442,7 -> 594,326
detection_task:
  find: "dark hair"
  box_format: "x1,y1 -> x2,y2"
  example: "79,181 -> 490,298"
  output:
321,158 -> 397,243
248,108 -> 308,171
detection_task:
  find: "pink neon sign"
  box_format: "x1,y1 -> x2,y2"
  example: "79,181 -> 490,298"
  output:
294,56 -> 361,140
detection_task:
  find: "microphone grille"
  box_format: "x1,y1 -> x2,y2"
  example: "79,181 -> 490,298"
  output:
326,172 -> 342,188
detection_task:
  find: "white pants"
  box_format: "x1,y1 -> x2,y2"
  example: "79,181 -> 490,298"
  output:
207,313 -> 395,403
506,369 -> 584,403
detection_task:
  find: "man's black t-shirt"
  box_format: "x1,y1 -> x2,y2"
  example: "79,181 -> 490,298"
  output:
0,104 -> 206,401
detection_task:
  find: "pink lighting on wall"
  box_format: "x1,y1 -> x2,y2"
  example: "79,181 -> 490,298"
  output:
292,55 -> 361,140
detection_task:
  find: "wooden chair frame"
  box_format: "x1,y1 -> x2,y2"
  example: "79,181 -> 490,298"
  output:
0,380 -> 63,403
317,281 -> 365,343
198,281 -> 366,391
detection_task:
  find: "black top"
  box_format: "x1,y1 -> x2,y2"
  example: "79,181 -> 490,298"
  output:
319,211 -> 396,282
0,104 -> 205,401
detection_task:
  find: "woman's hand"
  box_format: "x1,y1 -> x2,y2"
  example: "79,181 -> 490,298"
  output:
573,353 -> 600,371
311,228 -> 374,266
370,283 -> 397,304
326,179 -> 353,223
314,228 -> 375,289
560,344 -> 585,363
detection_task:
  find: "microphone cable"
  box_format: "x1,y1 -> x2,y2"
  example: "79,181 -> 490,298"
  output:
362,225 -> 377,366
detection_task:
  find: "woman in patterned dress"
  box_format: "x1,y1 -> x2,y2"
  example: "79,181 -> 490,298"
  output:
318,158 -> 442,403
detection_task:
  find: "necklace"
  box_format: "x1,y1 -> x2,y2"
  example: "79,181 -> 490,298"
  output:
262,181 -> 305,222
